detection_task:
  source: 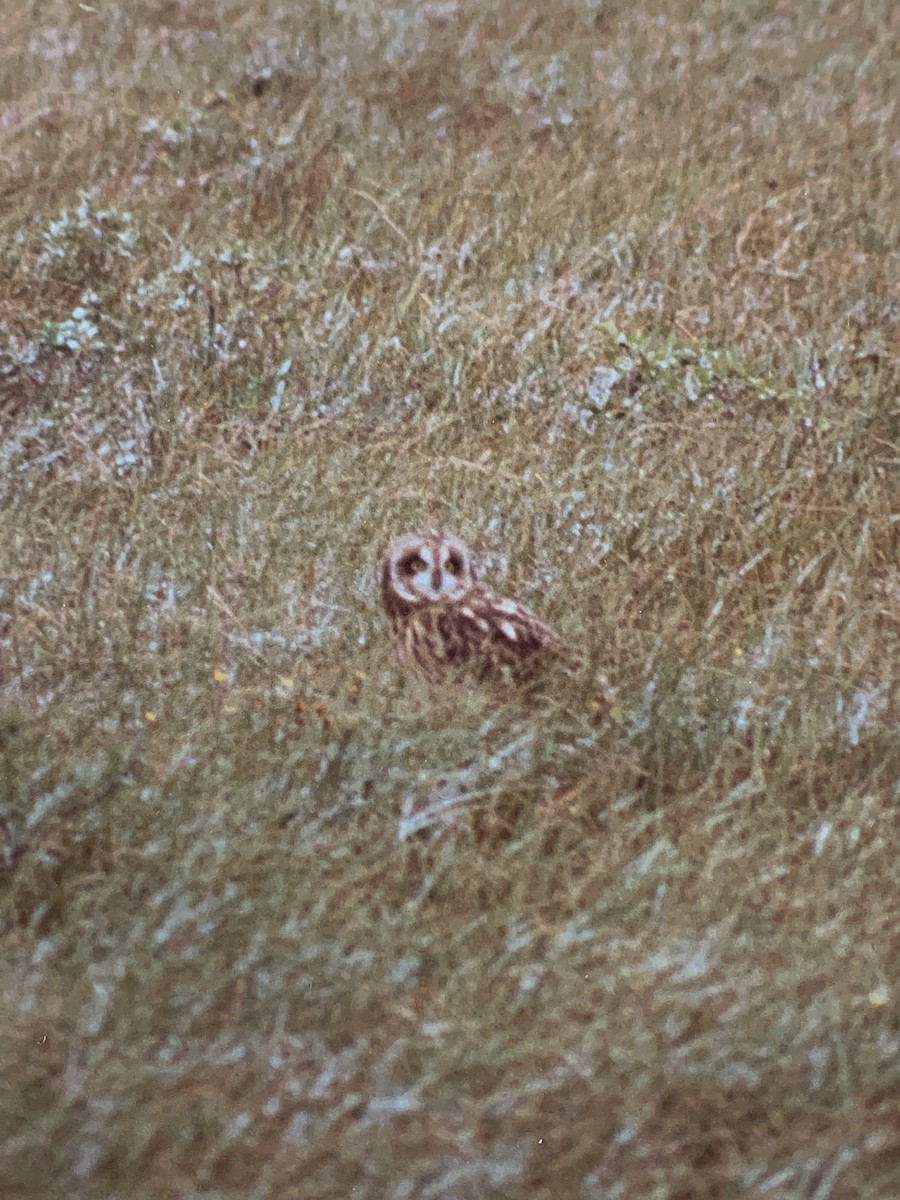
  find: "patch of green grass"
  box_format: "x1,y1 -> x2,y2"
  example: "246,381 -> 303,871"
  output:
1,1 -> 898,1197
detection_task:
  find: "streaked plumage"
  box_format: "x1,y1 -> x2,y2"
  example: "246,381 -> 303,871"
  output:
379,530 -> 580,687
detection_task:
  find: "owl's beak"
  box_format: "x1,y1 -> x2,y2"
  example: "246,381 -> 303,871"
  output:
431,568 -> 442,592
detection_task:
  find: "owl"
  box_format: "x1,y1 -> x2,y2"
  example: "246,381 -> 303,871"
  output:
379,530 -> 581,687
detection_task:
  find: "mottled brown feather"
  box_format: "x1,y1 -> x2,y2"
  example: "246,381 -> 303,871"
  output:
380,532 -> 581,687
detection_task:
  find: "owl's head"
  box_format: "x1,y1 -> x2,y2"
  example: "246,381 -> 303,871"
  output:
381,530 -> 477,606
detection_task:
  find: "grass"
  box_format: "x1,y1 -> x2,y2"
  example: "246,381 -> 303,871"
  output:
1,1 -> 898,1197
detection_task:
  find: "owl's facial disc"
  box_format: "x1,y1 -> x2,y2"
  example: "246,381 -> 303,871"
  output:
386,532 -> 475,605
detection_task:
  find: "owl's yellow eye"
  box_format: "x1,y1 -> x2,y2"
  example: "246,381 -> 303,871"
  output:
446,555 -> 463,576
402,555 -> 427,575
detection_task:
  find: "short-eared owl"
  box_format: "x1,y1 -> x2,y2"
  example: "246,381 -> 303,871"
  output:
380,530 -> 581,686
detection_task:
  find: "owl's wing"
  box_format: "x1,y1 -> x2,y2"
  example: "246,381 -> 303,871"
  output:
456,590 -> 582,683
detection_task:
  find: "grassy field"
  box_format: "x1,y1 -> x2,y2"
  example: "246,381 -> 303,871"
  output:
1,1 -> 898,1196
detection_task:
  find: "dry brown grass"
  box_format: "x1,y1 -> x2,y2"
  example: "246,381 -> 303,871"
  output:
1,1 -> 898,1197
